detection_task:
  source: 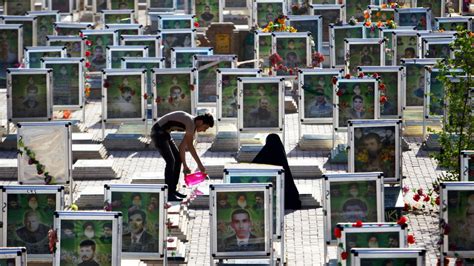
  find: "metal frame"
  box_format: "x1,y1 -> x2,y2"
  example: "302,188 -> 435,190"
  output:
101,9 -> 135,24
461,150 -> 474,181
367,5 -> 396,21
26,11 -> 59,46
394,7 -> 432,31
53,211 -> 122,266
379,28 -> 416,66
106,45 -> 148,69
1,15 -> 37,47
24,46 -> 67,69
121,35 -> 160,58
422,38 -> 454,59
253,30 -> 272,70
348,119 -> 403,183
253,0 -> 286,28
0,248 -> 27,264
271,31 -> 312,75
157,14 -> 195,30
7,68 -> 53,122
192,0 -> 221,30
329,24 -> 365,68
219,0 -> 251,27
54,22 -> 93,36
1,185 -> 64,261
209,183 -> 273,259
311,4 -> 345,43
222,0 -> 249,9
158,29 -> 196,57
171,47 -> 213,68
392,30 -> 427,65
351,248 -> 426,265
81,29 -> 118,74
358,66 -> 405,118
400,58 -> 438,110
17,122 -> 72,186
344,38 -> 385,75
147,0 -> 176,9
3,0 -> 34,15
286,15 -> 323,53
46,35 -> 85,58
435,17 -> 472,31
104,184 -> 168,260
48,0 -> 73,13
0,24 -> 23,89
337,222 -> 407,266
105,24 -> 143,44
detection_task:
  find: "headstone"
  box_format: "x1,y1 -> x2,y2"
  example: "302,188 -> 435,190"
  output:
206,23 -> 236,54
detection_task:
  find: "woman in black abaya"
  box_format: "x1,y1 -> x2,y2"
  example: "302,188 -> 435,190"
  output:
252,133 -> 301,210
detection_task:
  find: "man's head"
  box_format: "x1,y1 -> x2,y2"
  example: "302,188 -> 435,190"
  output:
23,211 -> 41,232
83,222 -> 95,238
255,194 -> 264,206
79,239 -> 96,262
217,193 -> 228,207
62,221 -> 74,236
315,87 -> 326,103
27,194 -> 38,210
131,193 -> 142,206
363,132 -> 382,155
194,113 -> 214,132
204,5 -> 211,12
170,86 -> 182,99
352,95 -> 364,112
128,209 -> 146,234
342,198 -> 368,221
46,195 -> 55,208
258,97 -> 270,111
103,223 -> 112,237
8,195 -> 18,209
230,209 -> 252,239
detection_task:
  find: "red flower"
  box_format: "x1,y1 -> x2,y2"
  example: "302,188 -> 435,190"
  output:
189,84 -> 195,91
379,83 -> 386,90
85,40 -> 92,46
268,70 -> 273,75
344,74 -> 351,79
413,194 -> 421,202
397,216 -> 408,225
334,227 -> 342,238
143,93 -> 148,99
331,76 -> 338,85
443,224 -> 450,235
85,61 -> 91,68
380,95 -> 388,103
85,50 -> 91,57
456,259 -> 463,266
340,251 -> 348,260
194,22 -> 199,27
103,81 -> 109,88
407,235 -> 415,244
417,188 -> 423,195
155,96 -> 161,104
180,93 -> 185,99
289,69 -> 294,75
79,32 -> 84,38
435,196 -> 440,205
358,72 -> 365,78
372,73 -> 379,79
353,220 -> 363,227
336,90 -> 343,97
269,53 -> 283,66
423,195 -> 430,202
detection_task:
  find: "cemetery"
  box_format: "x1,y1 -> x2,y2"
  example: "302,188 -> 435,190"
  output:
0,0 -> 473,265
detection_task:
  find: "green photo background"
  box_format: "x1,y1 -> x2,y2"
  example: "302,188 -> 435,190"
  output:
314,9 -> 340,42
104,14 -> 132,24
195,0 -> 219,27
57,27 -> 84,36
59,220 -> 113,266
110,0 -> 134,9
36,15 -> 56,46
359,258 -> 418,265
242,82 -> 279,128
28,51 -> 62,69
354,126 -> 397,178
438,21 -> 468,31
289,20 -> 320,50
155,73 -> 192,117
175,51 -> 208,68
110,50 -> 144,69
344,231 -> 401,265
106,74 -> 142,119
447,190 -> 474,251
221,74 -> 256,118
11,74 -> 48,118
405,63 -> 425,107
87,34 -> 114,72
256,2 -> 283,28
276,37 -> 307,74
162,20 -> 192,29
396,35 -> 418,64
329,181 -> 378,240
398,12 -> 428,30
216,191 -> 266,252
6,193 -> 56,254
346,0 -> 370,21
302,74 -> 333,118
382,31 -> 394,65
469,156 -> 474,181
417,0 -> 441,17
334,27 -> 363,66
428,71 -> 444,117
365,26 -> 382,39
124,40 -> 156,57
257,35 -> 272,68
0,28 -> 20,88
5,0 -> 30,15
425,43 -> 451,59
46,63 -> 80,106
364,71 -> 398,116
198,60 -> 232,103
0,259 -> 16,266
162,32 -> 193,67
125,62 -> 160,99
115,29 -> 139,43
347,43 -> 381,75
5,20 -> 32,47
110,191 -> 160,253
50,40 -> 82,58
337,81 -> 376,127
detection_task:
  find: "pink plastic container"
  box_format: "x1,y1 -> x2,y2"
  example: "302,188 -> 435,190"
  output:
184,171 -> 207,186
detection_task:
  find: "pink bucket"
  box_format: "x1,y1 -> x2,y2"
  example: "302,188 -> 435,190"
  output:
184,171 -> 207,186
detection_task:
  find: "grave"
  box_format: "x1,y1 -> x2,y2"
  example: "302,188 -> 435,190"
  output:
0,158 -> 17,180
72,159 -> 118,180
72,144 -> 108,162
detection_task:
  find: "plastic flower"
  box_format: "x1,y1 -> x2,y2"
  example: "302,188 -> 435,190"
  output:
397,216 -> 408,225
380,95 -> 388,103
407,235 -> 415,244
331,76 -> 338,85
85,61 -> 91,68
334,227 -> 342,238
364,21 -> 372,27
85,40 -> 92,46
363,10 -> 370,19
340,251 -> 348,260
353,220 -> 363,227
143,93 -> 148,100
85,50 -> 91,57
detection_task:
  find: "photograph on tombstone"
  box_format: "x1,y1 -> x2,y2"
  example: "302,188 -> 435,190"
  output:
195,0 -> 219,28
335,79 -> 378,128
461,151 -> 474,181
110,0 -> 135,9
424,68 -> 445,118
255,0 -> 284,28
82,31 -> 116,72
351,248 -> 426,266
55,212 -> 122,266
364,25 -> 382,39
416,0 -> 442,17
2,186 -> 64,259
368,6 -> 395,22
435,17 -> 471,31
159,15 -> 194,30
24,47 -> 65,69
47,36 -> 84,58
4,0 -> 31,15
50,0 -> 72,13
106,25 -> 142,44
153,70 -> 193,117
254,31 -> 272,70
148,0 -> 173,8
171,47 -> 213,68
160,30 -> 195,67
300,71 -> 336,120
0,247 -> 26,265
395,8 -> 431,31
312,5 -> 342,43
329,24 -> 364,67
102,10 -> 134,24
123,57 -> 163,98
31,12 -> 58,46
286,15 -> 322,53
424,40 -> 453,60
345,39 -> 384,75
380,29 -> 415,66
55,23 -> 92,36
0,25 -> 22,89
3,17 -> 35,47
8,70 -> 51,120
121,35 -> 160,58
273,33 -> 310,74
94,0 -> 108,13
194,55 -> 235,104
345,0 -> 370,22
43,58 -> 82,108
402,59 -> 437,108
103,71 -> 144,120
107,46 -> 147,69
105,184 -> 167,259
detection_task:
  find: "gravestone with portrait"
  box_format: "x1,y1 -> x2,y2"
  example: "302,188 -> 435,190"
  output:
0,247 -> 27,265
205,23 -> 236,55
350,248 -> 427,265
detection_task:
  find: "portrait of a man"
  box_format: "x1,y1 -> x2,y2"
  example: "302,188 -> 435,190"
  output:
16,210 -> 49,246
122,209 -> 157,252
78,239 -> 99,266
220,209 -> 265,252
308,87 -> 332,118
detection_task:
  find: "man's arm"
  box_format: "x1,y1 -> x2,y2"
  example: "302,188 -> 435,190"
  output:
179,133 -> 206,173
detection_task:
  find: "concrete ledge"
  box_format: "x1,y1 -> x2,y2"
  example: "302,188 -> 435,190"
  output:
72,159 -> 118,180
0,158 -> 17,180
72,144 -> 108,162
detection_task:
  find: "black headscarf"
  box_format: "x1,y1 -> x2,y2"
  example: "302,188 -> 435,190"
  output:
252,133 -> 301,210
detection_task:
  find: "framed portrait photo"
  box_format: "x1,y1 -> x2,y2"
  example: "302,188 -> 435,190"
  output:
46,36 -> 84,58
24,46 -> 66,69
26,11 -> 59,46
106,45 -> 148,69
7,68 -> 52,122
322,172 -> 384,243
93,0 -> 108,13
147,0 -> 174,9
101,9 -> 135,24
3,0 -> 33,15
461,151 -> 474,182
122,57 -> 164,99
348,119 -> 402,183
311,4 -> 344,43
368,5 -> 396,22
54,22 -> 93,36
238,77 -> 284,131
157,14 -> 194,30
379,28 -> 416,66
422,38 -> 454,60
217,68 -> 260,121
0,247 -> 27,265
391,30 -> 424,65
416,0 -> 442,17
401,58 -> 437,109
334,78 -> 379,130
223,164 -> 284,238
441,182 -> 474,257
350,248 -> 426,265
253,0 -> 285,28
424,67 -> 463,120
272,32 -> 311,75
329,24 -> 364,68
345,0 -> 371,22
394,7 -> 432,31
193,54 -> 237,104
286,15 -> 322,53
48,0 -> 73,13
358,66 -> 405,118
435,17 -> 472,31
254,31 -> 272,70
42,57 -> 84,110
298,68 -> 341,123
121,35 -> 160,58
171,47 -> 213,68
336,222 -> 407,266
344,38 -> 385,75
54,211 -> 122,266
104,184 -> 167,259
105,24 -> 143,44
194,0 -> 220,28
108,0 -> 137,11
159,29 -> 196,67
210,183 -> 273,258
102,69 -> 145,122
0,24 -> 23,89
151,68 -> 195,118
1,185 -> 65,260
81,29 -> 117,73
1,16 -> 37,47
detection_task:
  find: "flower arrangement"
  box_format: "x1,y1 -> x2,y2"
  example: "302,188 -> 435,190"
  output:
261,15 -> 297,33
362,8 -> 397,30
18,137 -> 55,184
